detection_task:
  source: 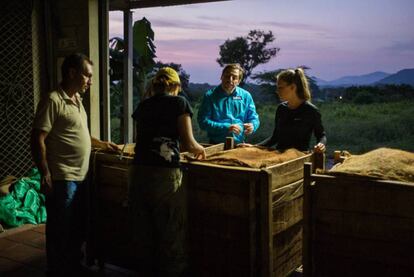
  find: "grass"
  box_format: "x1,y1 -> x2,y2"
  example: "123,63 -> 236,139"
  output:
192,100 -> 414,156
111,100 -> 414,157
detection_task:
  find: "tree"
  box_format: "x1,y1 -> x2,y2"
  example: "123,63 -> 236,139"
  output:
251,66 -> 322,101
133,17 -> 156,100
217,30 -> 279,85
108,17 -> 156,100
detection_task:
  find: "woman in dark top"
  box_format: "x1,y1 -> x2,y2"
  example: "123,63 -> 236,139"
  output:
129,67 -> 205,277
244,68 -> 326,152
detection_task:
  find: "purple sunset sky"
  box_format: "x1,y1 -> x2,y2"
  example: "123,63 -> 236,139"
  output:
109,0 -> 414,84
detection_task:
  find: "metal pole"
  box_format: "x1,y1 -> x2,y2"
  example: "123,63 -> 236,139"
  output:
123,9 -> 133,143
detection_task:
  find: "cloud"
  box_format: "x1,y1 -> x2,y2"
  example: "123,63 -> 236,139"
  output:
383,39 -> 414,53
150,18 -> 218,30
261,21 -> 324,32
197,15 -> 224,21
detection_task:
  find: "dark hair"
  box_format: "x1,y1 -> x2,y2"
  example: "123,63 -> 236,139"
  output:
221,63 -> 244,81
61,53 -> 93,79
276,68 -> 311,100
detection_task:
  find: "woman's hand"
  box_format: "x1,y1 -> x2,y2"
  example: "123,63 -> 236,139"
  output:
313,143 -> 326,153
237,143 -> 253,148
193,146 -> 206,160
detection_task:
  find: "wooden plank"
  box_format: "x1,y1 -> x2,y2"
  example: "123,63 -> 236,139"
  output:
186,169 -> 252,196
314,178 -> 414,218
91,151 -> 133,165
314,254 -> 413,276
181,143 -> 225,160
272,197 -> 303,235
302,163 -> 313,277
98,165 -> 129,188
307,169 -> 414,276
313,233 -> 414,267
273,225 -> 302,277
314,209 -> 414,242
272,179 -> 303,234
273,224 -> 302,268
258,170 -> 272,277
248,179 -> 257,277
189,212 -> 250,240
188,188 -> 249,217
97,184 -> 128,205
271,168 -> 304,190
182,159 -> 262,172
267,154 -> 312,189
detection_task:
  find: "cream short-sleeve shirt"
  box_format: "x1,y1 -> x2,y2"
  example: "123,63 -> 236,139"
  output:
33,88 -> 91,181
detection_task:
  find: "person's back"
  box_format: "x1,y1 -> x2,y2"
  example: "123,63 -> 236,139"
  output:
133,93 -> 189,167
129,67 -> 205,277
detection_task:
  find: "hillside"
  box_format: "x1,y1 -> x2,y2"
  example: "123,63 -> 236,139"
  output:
318,71 -> 390,87
376,68 -> 414,86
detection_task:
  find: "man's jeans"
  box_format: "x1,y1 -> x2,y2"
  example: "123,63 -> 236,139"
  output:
45,180 -> 87,276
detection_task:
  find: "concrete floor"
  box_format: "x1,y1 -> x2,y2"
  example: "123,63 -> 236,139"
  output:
0,224 -> 136,276
0,224 -> 304,277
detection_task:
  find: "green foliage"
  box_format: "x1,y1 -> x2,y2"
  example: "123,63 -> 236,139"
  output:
324,84 -> 414,104
192,85 -> 414,154
133,17 -> 156,69
133,17 -> 157,100
317,101 -> 414,155
251,66 -> 323,101
217,30 -> 280,84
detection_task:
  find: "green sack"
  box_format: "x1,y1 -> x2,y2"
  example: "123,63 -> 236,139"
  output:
0,168 -> 47,228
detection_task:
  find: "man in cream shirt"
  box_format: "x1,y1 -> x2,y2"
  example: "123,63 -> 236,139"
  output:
31,53 -> 118,277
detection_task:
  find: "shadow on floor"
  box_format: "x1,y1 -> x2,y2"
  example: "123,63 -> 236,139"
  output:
0,224 -> 136,276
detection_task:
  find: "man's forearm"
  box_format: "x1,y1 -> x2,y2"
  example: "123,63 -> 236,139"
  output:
31,131 -> 50,176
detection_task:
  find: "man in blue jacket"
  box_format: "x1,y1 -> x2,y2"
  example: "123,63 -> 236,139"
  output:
197,64 -> 260,144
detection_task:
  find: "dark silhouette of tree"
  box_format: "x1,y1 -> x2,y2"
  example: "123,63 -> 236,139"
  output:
217,30 -> 279,85
251,66 -> 323,101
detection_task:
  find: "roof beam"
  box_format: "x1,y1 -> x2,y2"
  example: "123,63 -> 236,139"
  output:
110,0 -> 230,11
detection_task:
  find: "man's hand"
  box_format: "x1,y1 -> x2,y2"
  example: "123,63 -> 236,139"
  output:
229,124 -> 242,135
103,141 -> 121,153
313,143 -> 326,153
243,123 -> 253,135
91,137 -> 121,153
40,171 -> 53,196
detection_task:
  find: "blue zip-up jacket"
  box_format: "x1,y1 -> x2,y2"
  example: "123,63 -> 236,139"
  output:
197,85 -> 260,144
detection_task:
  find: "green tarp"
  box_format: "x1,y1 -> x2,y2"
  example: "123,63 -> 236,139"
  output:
0,168 -> 46,228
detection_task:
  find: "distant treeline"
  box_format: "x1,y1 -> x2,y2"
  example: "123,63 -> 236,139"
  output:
187,83 -> 414,105
317,84 -> 414,104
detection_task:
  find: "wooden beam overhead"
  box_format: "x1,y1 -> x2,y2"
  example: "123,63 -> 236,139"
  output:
109,0 -> 230,11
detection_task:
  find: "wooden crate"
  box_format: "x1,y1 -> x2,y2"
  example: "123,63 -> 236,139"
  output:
182,147 -> 315,277
303,163 -> 414,277
89,145 -> 319,276
88,150 -> 135,268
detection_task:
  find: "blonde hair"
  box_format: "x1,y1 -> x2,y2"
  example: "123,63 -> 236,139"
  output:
151,67 -> 181,95
222,63 -> 244,81
276,68 -> 311,101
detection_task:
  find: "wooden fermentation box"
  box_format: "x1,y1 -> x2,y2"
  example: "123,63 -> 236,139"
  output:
89,145 -> 321,276
88,150 -> 134,268
181,145 -> 317,277
302,163 -> 414,277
